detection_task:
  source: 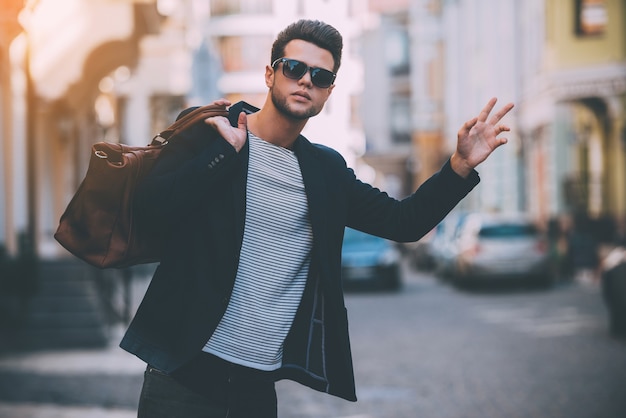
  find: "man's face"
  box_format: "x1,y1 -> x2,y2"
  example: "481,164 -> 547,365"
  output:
267,39 -> 336,121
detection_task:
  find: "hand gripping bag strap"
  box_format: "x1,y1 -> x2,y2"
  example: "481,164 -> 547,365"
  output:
154,104 -> 229,144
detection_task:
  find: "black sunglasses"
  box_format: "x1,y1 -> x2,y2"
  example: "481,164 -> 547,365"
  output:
271,58 -> 336,89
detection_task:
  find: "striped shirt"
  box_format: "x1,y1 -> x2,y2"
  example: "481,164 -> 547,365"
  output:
203,132 -> 313,371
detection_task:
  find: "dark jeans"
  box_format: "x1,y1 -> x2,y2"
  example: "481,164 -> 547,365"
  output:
138,352 -> 277,418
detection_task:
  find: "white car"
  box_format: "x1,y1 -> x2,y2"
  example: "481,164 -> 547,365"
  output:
453,213 -> 553,287
430,213 -> 468,279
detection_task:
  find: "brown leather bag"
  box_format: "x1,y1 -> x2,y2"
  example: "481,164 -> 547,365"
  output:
54,103 -> 229,269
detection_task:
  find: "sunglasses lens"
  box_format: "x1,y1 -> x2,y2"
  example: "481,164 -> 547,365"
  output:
283,59 -> 308,79
278,58 -> 335,88
311,69 -> 334,88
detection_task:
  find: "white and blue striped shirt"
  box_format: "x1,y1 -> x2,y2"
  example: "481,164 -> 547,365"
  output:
203,132 -> 313,371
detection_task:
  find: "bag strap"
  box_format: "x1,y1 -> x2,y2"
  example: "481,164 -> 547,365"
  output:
151,103 -> 229,145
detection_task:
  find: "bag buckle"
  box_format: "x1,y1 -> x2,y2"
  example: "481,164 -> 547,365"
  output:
151,135 -> 168,146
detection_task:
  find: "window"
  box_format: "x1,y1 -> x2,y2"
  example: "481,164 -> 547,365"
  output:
575,0 -> 607,36
210,0 -> 272,16
390,95 -> 411,144
217,35 -> 273,72
385,27 -> 410,76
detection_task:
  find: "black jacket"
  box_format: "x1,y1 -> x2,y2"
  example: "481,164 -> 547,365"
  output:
120,101 -> 480,401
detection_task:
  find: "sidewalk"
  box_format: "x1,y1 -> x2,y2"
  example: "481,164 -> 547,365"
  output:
0,327 -> 145,418
0,403 -> 136,418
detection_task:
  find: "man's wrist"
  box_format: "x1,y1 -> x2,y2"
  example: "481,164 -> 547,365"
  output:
450,152 -> 473,179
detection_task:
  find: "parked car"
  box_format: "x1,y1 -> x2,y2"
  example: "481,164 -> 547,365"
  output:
453,213 -> 553,287
341,228 -> 402,291
404,227 -> 437,271
430,212 -> 468,279
601,247 -> 626,339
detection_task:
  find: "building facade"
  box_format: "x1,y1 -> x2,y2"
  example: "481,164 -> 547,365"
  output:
1,0 -> 27,256
0,0 -> 171,348
440,0 -> 522,213
360,0 -> 414,198
518,0 -> 626,229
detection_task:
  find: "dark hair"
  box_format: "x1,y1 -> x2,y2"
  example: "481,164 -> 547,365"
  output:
271,19 -> 343,73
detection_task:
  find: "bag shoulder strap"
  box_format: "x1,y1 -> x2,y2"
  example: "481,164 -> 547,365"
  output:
152,103 -> 229,145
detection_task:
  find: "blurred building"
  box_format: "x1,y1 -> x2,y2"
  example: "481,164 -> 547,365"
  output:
410,0 -> 447,188
517,0 -> 626,229
0,0 -> 171,349
411,0 -> 624,227
0,0 -> 23,256
439,0 -> 522,213
360,0 -> 521,207
360,0 -> 413,197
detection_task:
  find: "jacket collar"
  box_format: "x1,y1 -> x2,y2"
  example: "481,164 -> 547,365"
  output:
228,100 -> 319,158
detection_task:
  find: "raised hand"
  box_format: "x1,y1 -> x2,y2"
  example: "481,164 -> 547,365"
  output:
203,98 -> 248,152
451,97 -> 514,178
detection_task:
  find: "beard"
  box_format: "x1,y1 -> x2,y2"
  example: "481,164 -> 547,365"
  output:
270,88 -> 323,120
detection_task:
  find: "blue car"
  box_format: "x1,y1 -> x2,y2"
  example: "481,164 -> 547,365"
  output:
341,228 -> 402,291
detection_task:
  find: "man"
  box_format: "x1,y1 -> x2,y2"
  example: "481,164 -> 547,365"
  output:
122,19 -> 514,417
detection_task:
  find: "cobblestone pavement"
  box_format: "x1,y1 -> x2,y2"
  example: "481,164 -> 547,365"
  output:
1,265 -> 625,418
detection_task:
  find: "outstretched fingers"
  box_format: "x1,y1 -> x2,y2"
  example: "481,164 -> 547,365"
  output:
488,101 -> 515,125
477,97 -> 498,122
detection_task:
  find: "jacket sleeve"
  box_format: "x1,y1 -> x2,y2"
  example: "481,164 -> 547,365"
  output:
344,158 -> 479,242
133,107 -> 240,230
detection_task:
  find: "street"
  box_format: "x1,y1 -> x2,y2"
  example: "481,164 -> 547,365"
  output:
277,265 -> 626,417
1,261 -> 625,418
